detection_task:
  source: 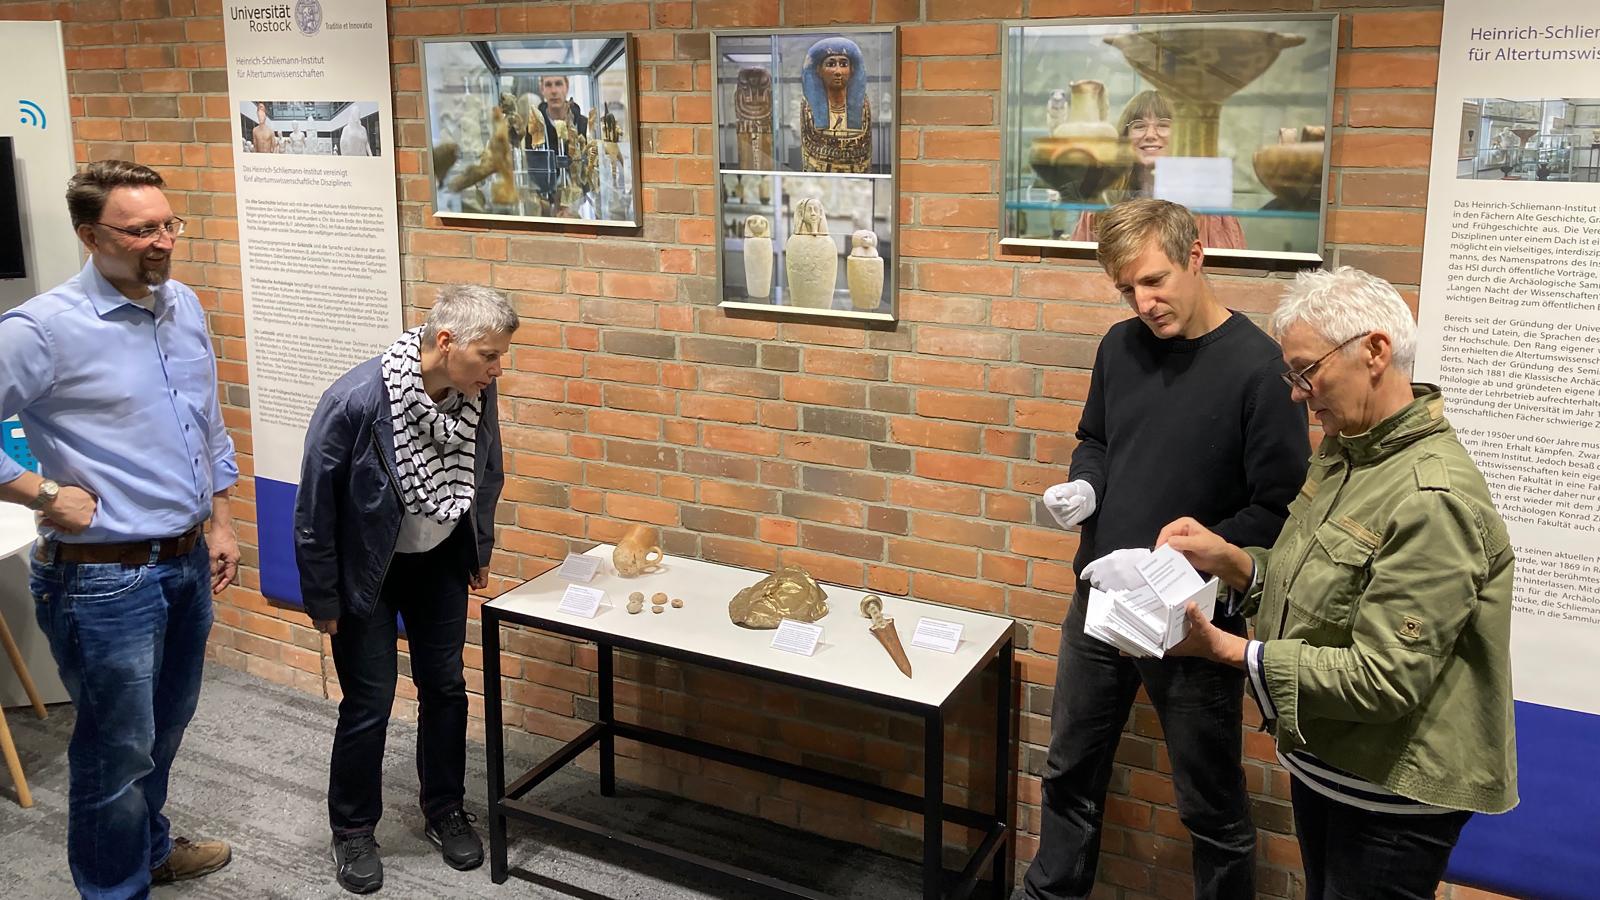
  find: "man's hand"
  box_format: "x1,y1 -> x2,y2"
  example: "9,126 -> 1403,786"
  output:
1042,480 -> 1096,528
1157,517 -> 1252,592
312,617 -> 339,636
1080,547 -> 1153,592
469,566 -> 489,591
1165,602 -> 1247,669
207,518 -> 240,594
38,485 -> 97,534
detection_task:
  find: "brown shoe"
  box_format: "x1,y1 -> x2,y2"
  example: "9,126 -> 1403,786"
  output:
149,836 -> 232,884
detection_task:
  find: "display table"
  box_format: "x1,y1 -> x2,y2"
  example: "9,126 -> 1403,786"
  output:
0,503 -> 67,709
482,545 -> 1016,899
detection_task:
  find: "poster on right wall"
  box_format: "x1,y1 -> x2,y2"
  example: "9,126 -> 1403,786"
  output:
1415,4 -> 1600,897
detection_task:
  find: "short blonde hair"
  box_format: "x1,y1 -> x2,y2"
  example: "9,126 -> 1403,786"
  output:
1094,198 -> 1197,280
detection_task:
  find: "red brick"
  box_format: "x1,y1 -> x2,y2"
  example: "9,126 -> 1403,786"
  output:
697,0 -> 779,26
900,162 -> 992,195
1331,132 -> 1432,169
902,24 -> 999,57
1350,11 -> 1443,48
1345,92 -> 1435,128
914,324 -> 1011,359
914,452 -> 1007,488
574,2 -> 650,31
1336,51 -> 1439,89
890,419 -> 983,453
916,389 -> 1010,425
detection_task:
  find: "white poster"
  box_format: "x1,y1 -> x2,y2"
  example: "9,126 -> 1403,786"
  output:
222,0 -> 401,603
0,20 -> 79,314
1416,7 -> 1600,717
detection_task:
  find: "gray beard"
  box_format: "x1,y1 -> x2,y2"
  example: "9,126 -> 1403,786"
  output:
139,259 -> 171,286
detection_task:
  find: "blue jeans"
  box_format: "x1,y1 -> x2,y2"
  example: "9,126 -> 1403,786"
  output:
1024,586 -> 1256,900
31,540 -> 212,900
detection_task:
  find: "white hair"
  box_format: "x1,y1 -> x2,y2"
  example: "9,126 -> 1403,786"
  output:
1270,266 -> 1416,376
422,284 -> 519,346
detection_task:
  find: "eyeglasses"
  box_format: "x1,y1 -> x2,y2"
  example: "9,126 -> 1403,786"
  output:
1280,332 -> 1370,393
95,217 -> 186,242
1126,118 -> 1173,137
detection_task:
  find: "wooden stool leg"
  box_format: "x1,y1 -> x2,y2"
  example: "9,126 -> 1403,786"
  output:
0,612 -> 46,719
0,704 -> 32,808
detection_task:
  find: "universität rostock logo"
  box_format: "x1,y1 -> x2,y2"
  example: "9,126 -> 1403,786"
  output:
294,0 -> 322,35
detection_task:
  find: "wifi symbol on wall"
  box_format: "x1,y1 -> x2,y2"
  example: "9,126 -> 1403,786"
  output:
18,100 -> 46,129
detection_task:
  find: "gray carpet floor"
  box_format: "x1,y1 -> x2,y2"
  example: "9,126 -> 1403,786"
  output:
0,665 -> 931,899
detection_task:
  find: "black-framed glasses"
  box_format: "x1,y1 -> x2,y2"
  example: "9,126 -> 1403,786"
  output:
95,217 -> 186,242
1281,332 -> 1370,393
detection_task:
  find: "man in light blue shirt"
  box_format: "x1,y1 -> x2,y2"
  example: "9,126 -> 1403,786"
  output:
0,161 -> 239,898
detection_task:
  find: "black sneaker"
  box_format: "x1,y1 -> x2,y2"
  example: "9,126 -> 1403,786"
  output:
424,808 -> 484,871
331,832 -> 383,894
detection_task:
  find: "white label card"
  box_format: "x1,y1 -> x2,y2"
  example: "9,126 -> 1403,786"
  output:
911,617 -> 963,653
1137,544 -> 1207,604
557,584 -> 605,619
770,619 -> 823,657
557,553 -> 600,583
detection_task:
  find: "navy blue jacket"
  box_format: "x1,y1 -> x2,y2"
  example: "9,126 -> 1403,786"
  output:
293,356 -> 504,621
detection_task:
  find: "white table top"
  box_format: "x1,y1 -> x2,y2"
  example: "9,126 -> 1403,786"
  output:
0,502 -> 35,560
486,545 -> 1015,710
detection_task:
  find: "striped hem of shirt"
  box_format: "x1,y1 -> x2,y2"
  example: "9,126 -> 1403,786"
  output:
1244,639 -> 1450,815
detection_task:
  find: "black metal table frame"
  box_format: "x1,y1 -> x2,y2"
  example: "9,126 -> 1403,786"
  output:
482,602 -> 1016,899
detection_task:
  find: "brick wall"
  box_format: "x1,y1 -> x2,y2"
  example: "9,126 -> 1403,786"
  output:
3,0 -> 1514,897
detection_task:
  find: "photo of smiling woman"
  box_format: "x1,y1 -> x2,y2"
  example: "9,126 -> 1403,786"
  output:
1070,90 -> 1246,249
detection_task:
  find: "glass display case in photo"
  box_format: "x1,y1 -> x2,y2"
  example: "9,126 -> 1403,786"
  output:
1001,14 -> 1337,263
714,30 -> 897,175
1456,97 -> 1600,182
719,173 -> 894,317
238,101 -> 381,157
712,27 -> 899,322
420,35 -> 639,226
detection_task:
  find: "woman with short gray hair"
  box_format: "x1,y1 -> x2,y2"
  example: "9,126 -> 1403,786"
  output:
1158,266 -> 1516,900
294,283 -> 517,893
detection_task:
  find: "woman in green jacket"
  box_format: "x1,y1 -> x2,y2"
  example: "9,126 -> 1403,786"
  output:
1157,266 -> 1516,900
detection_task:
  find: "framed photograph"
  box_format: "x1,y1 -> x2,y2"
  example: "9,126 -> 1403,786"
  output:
713,27 -> 898,322
419,34 -> 640,227
239,101 -> 381,157
1000,14 -> 1337,263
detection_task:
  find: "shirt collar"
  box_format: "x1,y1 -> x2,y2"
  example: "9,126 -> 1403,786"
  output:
82,257 -> 167,318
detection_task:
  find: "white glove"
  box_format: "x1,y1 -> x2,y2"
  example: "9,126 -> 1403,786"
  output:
1043,480 -> 1096,528
1080,547 -> 1154,592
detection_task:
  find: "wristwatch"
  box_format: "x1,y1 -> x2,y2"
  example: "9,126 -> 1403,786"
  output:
28,479 -> 59,511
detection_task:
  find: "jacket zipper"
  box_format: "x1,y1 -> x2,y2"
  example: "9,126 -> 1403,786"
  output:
371,425 -> 404,594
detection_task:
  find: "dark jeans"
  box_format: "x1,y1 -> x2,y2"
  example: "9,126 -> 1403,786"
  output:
31,539 -> 213,900
1292,778 -> 1471,900
1024,588 -> 1255,900
328,545 -> 469,834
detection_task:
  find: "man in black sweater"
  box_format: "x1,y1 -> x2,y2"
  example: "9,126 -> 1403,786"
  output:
1023,200 -> 1310,900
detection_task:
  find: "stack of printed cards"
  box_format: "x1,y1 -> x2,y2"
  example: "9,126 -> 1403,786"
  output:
1084,545 -> 1219,659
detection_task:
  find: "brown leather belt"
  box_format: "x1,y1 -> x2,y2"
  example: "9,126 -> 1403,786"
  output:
34,525 -> 202,567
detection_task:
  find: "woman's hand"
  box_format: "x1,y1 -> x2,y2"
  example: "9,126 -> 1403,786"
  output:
1166,602 -> 1248,669
1157,517 -> 1253,592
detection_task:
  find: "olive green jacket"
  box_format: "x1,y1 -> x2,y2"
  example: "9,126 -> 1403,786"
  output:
1243,385 -> 1518,814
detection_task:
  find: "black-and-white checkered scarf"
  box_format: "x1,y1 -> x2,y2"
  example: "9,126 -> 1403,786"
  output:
380,327 -> 479,523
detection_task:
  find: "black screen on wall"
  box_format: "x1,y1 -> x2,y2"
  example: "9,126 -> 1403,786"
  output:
0,137 -> 25,280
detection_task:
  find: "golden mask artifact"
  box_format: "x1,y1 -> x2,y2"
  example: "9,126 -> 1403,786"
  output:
728,565 -> 829,629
